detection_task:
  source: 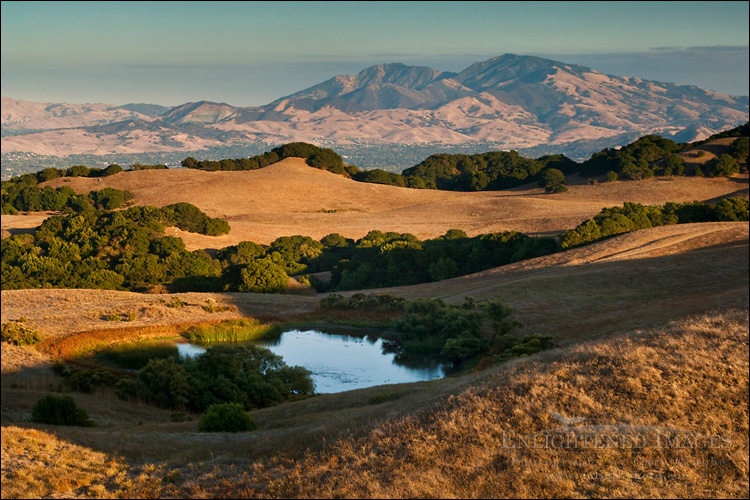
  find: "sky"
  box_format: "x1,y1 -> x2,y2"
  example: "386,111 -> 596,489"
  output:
1,1 -> 748,107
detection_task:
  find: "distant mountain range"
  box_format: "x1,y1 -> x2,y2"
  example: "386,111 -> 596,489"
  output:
2,54 -> 748,161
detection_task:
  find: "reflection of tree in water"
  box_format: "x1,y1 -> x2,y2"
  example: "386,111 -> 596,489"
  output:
383,339 -> 452,374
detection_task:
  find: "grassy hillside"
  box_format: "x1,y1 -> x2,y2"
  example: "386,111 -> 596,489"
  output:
3,308 -> 747,498
35,156 -> 748,249
1,135 -> 748,498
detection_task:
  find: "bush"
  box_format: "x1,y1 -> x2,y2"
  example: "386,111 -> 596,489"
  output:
1,321 -> 41,346
198,403 -> 257,432
30,395 -> 95,427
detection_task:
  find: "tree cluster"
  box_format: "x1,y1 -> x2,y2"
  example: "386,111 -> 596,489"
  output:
1,202 -> 228,291
580,135 -> 686,179
122,344 -> 314,412
1,178 -> 135,214
181,142 -> 352,177
560,198 -> 749,249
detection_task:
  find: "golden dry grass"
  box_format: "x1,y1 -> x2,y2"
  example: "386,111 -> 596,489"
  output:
7,309 -> 743,498
2,143 -> 748,498
234,309 -> 748,499
1,425 -> 172,499
35,156 -> 748,249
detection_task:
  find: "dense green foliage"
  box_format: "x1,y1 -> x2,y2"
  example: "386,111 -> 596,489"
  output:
710,154 -> 741,177
326,229 -> 558,290
198,403 -> 257,432
728,137 -> 749,164
560,198 -> 749,249
181,142 -> 347,176
135,344 -> 314,411
1,203 -> 226,291
580,135 -> 683,178
539,168 -> 568,193
30,394 -> 95,427
321,294 -> 554,365
384,297 -> 523,362
0,180 -> 135,214
159,202 -> 230,236
400,151 -> 578,191
128,163 -> 168,171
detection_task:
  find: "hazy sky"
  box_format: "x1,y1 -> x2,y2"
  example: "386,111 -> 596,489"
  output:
2,1 -> 748,106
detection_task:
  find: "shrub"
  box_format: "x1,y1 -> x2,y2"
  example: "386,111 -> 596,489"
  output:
1,321 -> 41,346
198,403 -> 257,432
30,395 -> 95,427
166,297 -> 188,308
66,369 -> 121,393
170,411 -> 192,423
183,344 -> 315,411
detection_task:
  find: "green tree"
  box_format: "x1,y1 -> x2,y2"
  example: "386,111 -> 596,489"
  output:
198,403 -> 257,432
103,164 -> 123,176
238,258 -> 289,293
539,168 -> 567,192
710,154 -> 740,177
138,357 -> 190,409
728,137 -> 749,161
66,165 -> 90,177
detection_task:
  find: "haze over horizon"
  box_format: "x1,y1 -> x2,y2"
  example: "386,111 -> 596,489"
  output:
1,1 -> 748,108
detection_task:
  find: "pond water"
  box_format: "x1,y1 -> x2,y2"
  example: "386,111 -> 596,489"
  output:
177,328 -> 448,394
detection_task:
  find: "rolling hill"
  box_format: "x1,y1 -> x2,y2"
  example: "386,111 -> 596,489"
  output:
1,218 -> 747,498
37,155 -> 748,249
1,128 -> 748,497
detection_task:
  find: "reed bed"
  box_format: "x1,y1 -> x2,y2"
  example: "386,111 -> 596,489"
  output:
180,318 -> 281,344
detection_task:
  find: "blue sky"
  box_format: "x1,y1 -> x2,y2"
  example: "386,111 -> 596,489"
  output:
1,1 -> 748,106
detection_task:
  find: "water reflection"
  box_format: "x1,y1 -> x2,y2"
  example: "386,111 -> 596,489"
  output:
177,329 -> 447,394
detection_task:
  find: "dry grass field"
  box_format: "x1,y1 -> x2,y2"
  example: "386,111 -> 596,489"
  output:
2,141 -> 749,498
32,156 -> 748,249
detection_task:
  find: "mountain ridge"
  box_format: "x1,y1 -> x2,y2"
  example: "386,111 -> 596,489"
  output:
2,54 -> 748,160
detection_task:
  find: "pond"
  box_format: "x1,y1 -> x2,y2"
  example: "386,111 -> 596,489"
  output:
177,328 -> 448,394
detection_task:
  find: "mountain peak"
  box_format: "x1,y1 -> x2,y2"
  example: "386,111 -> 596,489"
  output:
454,53 -> 588,89
160,101 -> 239,124
354,62 -> 443,89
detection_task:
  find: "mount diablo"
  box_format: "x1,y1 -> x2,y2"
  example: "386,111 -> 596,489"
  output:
2,54 -> 748,160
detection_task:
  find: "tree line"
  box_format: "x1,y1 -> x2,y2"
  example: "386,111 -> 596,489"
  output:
177,123 -> 749,191
3,196 -> 745,294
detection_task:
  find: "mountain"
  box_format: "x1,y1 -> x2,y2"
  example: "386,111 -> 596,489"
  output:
212,54 -> 747,146
0,96 -> 165,131
2,54 -> 748,161
159,101 -> 240,124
